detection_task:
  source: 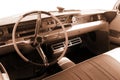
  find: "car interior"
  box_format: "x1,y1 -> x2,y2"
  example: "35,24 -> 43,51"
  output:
0,0 -> 120,80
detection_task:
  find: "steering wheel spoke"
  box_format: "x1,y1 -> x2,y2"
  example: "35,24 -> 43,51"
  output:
33,11 -> 42,46
36,45 -> 48,66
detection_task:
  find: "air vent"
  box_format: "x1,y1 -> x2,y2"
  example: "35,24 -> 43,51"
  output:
51,37 -> 82,53
69,37 -> 82,46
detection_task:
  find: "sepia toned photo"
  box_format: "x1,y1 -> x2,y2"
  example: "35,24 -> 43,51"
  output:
0,0 -> 120,80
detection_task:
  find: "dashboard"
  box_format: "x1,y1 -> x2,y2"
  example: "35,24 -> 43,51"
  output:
0,10 -> 108,55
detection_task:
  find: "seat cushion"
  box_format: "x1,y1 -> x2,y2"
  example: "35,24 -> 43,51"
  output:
43,48 -> 120,80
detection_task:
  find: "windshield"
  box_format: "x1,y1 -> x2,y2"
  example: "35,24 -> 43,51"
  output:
0,0 -> 118,18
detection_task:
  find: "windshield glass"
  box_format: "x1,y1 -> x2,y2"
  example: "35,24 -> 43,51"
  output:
0,0 -> 118,18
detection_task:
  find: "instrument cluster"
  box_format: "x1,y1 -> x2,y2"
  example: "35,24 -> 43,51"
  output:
41,15 -> 73,29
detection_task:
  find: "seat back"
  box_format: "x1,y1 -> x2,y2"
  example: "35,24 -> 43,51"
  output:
43,48 -> 120,80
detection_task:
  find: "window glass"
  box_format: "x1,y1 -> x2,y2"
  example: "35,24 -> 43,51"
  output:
0,0 -> 118,18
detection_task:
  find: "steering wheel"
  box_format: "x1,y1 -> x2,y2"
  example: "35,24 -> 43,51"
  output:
12,11 -> 68,66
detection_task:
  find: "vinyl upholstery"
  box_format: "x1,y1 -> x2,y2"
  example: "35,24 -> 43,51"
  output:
43,48 -> 120,80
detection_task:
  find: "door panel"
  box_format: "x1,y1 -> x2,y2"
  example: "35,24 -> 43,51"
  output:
109,13 -> 120,47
